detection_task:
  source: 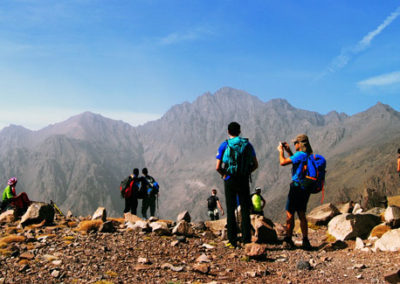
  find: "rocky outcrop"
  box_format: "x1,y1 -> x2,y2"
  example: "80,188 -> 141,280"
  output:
172,220 -> 194,236
384,206 -> 400,228
328,213 -> 381,241
251,215 -> 277,244
20,202 -> 55,227
307,203 -> 340,225
0,209 -> 15,223
176,211 -> 191,223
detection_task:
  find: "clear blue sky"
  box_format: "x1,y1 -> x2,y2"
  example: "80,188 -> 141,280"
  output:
1,0 -> 400,130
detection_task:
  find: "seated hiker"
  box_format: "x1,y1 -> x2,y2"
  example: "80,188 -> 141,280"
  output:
207,189 -> 224,220
1,177 -> 31,215
397,148 -> 400,177
251,187 -> 265,215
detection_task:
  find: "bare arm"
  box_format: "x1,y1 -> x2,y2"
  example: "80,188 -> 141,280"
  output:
217,200 -> 224,215
277,144 -> 292,166
397,158 -> 400,172
251,156 -> 259,173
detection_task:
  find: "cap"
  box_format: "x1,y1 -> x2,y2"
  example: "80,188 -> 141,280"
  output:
292,134 -> 309,143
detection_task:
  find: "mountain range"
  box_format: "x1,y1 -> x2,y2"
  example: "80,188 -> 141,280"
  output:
1,87 -> 399,221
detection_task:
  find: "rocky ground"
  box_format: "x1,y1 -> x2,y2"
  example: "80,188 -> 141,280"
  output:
0,211 -> 400,284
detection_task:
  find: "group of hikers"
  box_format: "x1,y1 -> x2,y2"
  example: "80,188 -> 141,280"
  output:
120,167 -> 160,219
214,121 -> 324,250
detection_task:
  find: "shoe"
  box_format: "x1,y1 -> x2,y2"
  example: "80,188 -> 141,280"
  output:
301,238 -> 313,250
225,242 -> 236,249
282,237 -> 295,250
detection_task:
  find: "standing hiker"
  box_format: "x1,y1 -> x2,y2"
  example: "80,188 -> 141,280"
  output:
141,168 -> 159,219
277,134 -> 313,250
251,187 -> 265,216
216,122 -> 258,248
121,168 -> 140,215
1,177 -> 31,215
207,189 -> 224,220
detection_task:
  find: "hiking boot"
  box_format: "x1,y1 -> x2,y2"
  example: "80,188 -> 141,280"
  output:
301,237 -> 313,251
282,237 -> 295,250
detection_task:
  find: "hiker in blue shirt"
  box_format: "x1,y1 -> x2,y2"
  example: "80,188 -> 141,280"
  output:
277,134 -> 313,250
216,122 -> 258,248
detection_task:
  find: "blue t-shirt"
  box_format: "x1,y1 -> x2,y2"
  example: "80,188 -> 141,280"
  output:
216,137 -> 256,180
290,151 -> 308,183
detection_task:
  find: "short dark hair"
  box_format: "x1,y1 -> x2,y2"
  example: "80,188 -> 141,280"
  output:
398,148 -> 400,154
142,168 -> 148,175
133,168 -> 139,175
228,122 -> 241,136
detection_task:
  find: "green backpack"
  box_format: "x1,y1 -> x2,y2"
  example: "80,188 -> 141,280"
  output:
222,137 -> 253,177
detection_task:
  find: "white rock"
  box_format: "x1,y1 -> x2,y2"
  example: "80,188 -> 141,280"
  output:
374,228 -> 400,252
92,207 -> 107,222
354,237 -> 364,250
352,203 -> 363,214
384,206 -> 400,223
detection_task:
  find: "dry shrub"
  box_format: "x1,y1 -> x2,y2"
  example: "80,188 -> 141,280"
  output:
77,220 -> 103,233
37,234 -> 57,239
105,270 -> 118,277
370,224 -> 391,238
5,227 -> 18,234
63,236 -> 75,241
308,222 -> 322,231
0,248 -> 12,256
325,233 -> 336,243
18,259 -> 30,266
0,235 -> 26,244
67,221 -> 78,228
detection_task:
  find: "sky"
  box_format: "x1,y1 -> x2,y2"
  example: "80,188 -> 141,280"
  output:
1,0 -> 400,130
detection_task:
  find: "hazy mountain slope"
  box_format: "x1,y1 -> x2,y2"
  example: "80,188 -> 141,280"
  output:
0,87 -> 399,221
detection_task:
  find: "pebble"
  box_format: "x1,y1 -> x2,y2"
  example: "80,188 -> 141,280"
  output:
297,260 -> 312,270
51,270 -> 60,278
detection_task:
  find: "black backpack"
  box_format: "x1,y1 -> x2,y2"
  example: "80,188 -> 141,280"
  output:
207,196 -> 217,210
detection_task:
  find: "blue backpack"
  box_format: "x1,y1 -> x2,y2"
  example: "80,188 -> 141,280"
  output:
222,137 -> 253,177
301,154 -> 326,200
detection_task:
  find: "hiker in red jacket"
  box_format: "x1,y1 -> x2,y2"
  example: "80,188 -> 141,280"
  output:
1,177 -> 31,215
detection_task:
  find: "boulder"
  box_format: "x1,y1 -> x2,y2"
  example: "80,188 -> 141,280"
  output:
327,213 -> 381,241
244,243 -> 267,257
384,206 -> 400,228
354,237 -> 364,250
128,220 -> 150,232
307,203 -> 340,226
172,220 -> 194,236
361,187 -> 388,210
99,221 -> 115,233
250,215 -> 277,244
336,202 -> 354,214
92,207 -> 107,222
0,209 -> 15,223
124,213 -> 143,224
374,228 -> 400,252
20,202 -> 55,227
150,221 -> 170,235
176,211 -> 191,223
204,218 -> 227,235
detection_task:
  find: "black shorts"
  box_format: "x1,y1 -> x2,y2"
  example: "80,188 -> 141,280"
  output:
285,182 -> 310,213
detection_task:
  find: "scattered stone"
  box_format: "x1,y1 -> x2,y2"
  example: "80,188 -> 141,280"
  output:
193,221 -> 206,231
149,222 -> 170,235
161,263 -> 184,272
245,243 -> 267,258
52,260 -> 62,266
196,253 -> 211,263
354,237 -> 364,250
356,274 -> 363,279
172,220 -> 194,236
384,206 -> 400,227
66,210 -> 73,218
91,207 -> 107,222
0,209 -> 15,223
353,264 -> 366,270
148,216 -> 158,222
176,235 -> 186,243
138,257 -> 151,264
124,213 -> 143,224
171,240 -> 179,247
20,202 -> 55,227
384,270 -> 400,283
328,213 -> 381,240
245,270 -> 258,277
51,270 -> 60,278
297,260 -> 312,270
176,211 -> 191,223
307,203 -> 340,226
192,263 -> 210,274
374,228 -> 400,252
202,243 -> 215,249
352,203 -> 363,214
19,252 -> 35,260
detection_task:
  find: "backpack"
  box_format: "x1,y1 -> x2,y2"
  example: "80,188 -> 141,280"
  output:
301,154 -> 326,202
207,195 -> 217,210
119,176 -> 133,198
222,137 -> 253,177
147,181 -> 159,196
